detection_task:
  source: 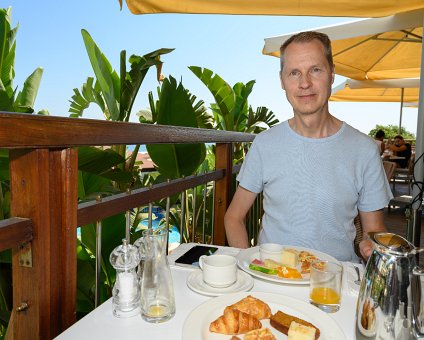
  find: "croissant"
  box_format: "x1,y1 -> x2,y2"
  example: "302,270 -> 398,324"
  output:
209,309 -> 262,335
224,295 -> 272,320
244,328 -> 276,339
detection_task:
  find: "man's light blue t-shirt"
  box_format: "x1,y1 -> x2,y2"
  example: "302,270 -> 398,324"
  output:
237,121 -> 393,261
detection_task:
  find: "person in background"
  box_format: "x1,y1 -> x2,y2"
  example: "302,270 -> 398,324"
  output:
224,31 -> 392,262
374,129 -> 386,155
387,135 -> 411,168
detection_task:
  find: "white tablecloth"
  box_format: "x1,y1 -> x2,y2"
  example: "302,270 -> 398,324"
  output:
55,243 -> 362,340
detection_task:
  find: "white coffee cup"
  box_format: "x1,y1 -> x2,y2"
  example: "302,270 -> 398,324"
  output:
259,243 -> 283,262
198,254 -> 237,288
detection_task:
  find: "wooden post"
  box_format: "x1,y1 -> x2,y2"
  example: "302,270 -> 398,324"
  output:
10,148 -> 78,339
213,143 -> 232,245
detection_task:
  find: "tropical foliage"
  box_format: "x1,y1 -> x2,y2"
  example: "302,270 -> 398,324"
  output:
189,66 -> 279,162
369,124 -> 415,141
0,10 -> 280,335
189,66 -> 279,133
69,29 -> 174,185
0,7 -> 49,338
0,7 -> 47,115
68,30 -> 182,316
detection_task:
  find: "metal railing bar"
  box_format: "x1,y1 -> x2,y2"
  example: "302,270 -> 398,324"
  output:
192,186 -> 197,242
202,181 -> 207,243
165,180 -> 171,254
211,181 -> 216,243
95,195 -> 102,308
180,190 -> 186,243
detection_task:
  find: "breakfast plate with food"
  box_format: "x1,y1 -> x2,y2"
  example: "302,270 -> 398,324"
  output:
182,291 -> 345,339
236,245 -> 339,285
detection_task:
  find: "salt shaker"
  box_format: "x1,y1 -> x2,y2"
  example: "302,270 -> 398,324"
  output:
109,239 -> 140,317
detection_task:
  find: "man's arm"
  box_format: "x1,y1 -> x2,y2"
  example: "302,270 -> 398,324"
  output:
358,209 -> 386,260
224,186 -> 258,248
379,142 -> 385,155
388,144 -> 407,152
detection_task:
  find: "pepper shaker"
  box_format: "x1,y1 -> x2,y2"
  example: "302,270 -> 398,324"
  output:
109,239 -> 140,317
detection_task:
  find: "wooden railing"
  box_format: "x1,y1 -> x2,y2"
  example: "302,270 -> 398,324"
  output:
0,112 -> 255,339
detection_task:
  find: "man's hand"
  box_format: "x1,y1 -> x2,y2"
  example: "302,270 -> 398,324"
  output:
359,239 -> 374,260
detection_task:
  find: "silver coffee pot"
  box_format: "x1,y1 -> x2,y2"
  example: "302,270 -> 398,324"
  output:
356,232 -> 424,339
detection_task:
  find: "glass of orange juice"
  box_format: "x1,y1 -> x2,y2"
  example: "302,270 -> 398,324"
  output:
309,260 -> 342,313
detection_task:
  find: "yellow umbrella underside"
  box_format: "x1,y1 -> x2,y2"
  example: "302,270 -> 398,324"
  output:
330,87 -> 420,102
332,27 -> 423,80
122,0 -> 424,17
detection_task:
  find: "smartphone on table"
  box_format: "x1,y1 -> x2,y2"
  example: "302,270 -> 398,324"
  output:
174,245 -> 218,267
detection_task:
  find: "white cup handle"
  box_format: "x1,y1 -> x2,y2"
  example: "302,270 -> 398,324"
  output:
199,255 -> 207,269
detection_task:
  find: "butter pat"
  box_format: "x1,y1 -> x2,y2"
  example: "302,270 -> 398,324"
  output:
287,321 -> 316,340
281,249 -> 299,268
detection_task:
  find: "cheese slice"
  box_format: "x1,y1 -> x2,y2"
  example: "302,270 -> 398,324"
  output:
287,321 -> 316,340
281,249 -> 299,268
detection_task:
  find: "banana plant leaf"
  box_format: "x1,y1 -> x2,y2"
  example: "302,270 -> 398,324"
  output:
69,77 -> 105,118
147,76 -> 206,179
0,7 -> 17,95
0,79 -> 14,112
189,66 -> 235,130
14,67 -> 43,113
81,29 -> 120,121
233,80 -> 255,132
77,240 -> 95,313
120,48 -> 174,122
189,93 -> 214,129
246,106 -> 279,133
79,214 -> 125,298
78,147 -> 132,184
0,309 -> 10,327
0,260 -> 12,325
0,150 -> 9,181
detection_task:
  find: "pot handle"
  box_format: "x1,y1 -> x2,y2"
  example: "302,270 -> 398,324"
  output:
413,266 -> 424,276
414,247 -> 424,255
412,266 -> 424,338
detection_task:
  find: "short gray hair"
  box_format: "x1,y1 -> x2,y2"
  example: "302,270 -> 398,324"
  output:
280,31 -> 334,70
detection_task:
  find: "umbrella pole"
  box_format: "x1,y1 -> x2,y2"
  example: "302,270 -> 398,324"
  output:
398,88 -> 404,134
408,18 -> 424,250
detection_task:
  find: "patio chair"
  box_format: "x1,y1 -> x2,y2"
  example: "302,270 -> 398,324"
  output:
382,161 -> 397,184
389,155 -> 415,211
392,154 -> 415,195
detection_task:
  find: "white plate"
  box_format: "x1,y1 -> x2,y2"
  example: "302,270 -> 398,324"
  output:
182,291 -> 346,340
187,269 -> 254,297
237,246 -> 339,285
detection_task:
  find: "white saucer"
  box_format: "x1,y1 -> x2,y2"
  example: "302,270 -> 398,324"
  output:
187,269 -> 254,296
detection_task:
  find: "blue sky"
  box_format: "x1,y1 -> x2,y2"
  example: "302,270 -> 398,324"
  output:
6,0 -> 419,136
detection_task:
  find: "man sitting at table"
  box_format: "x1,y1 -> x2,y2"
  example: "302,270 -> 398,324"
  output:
387,135 -> 411,168
224,31 -> 392,262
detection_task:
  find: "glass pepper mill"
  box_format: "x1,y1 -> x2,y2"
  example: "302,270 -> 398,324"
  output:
109,239 -> 140,318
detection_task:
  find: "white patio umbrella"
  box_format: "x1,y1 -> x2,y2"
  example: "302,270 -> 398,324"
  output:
263,9 -> 423,80
330,78 -> 420,132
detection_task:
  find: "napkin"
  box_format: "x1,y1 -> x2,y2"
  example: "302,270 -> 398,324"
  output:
342,262 -> 364,296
